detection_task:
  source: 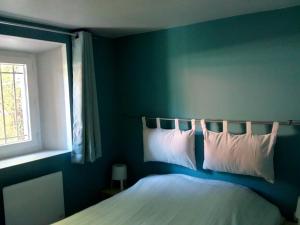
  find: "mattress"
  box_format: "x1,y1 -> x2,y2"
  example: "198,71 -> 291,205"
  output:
54,174 -> 282,225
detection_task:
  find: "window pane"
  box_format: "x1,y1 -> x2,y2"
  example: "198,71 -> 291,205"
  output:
0,63 -> 31,146
14,65 -> 24,73
1,64 -> 13,73
0,82 -> 4,144
15,72 -> 29,141
2,73 -> 17,140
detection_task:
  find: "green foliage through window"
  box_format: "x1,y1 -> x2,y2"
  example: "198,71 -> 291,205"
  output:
0,63 -> 31,146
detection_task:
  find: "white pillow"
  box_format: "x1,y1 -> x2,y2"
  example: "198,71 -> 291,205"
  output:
201,120 -> 279,183
142,117 -> 196,170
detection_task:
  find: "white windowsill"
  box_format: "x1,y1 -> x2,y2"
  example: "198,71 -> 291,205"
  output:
0,149 -> 71,170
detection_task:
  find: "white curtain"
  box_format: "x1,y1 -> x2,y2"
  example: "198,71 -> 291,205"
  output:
72,31 -> 102,163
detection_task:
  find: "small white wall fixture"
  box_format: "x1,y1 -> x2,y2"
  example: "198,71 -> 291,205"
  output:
3,171 -> 65,225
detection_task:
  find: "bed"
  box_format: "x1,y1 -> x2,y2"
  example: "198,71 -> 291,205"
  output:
54,174 -> 282,225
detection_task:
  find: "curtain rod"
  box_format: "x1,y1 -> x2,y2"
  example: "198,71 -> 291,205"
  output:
127,115 -> 300,126
0,20 -> 77,37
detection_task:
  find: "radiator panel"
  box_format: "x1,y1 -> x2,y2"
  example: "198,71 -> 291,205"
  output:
3,171 -> 65,225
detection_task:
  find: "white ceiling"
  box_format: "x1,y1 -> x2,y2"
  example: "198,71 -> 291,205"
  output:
0,0 -> 299,38
0,34 -> 63,53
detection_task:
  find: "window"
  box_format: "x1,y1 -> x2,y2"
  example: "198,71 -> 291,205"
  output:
0,36 -> 71,164
0,34 -> 72,165
0,63 -> 31,146
0,51 -> 42,160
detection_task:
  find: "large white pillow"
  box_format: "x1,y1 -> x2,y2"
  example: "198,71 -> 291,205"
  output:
201,120 -> 279,183
142,117 -> 196,170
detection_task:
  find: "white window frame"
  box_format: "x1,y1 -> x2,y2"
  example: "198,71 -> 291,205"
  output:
0,50 -> 42,159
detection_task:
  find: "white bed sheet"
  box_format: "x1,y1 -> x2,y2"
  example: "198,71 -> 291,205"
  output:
55,174 -> 281,225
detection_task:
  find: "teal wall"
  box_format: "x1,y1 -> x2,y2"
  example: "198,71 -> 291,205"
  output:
1,5 -> 300,223
115,6 -> 300,218
0,20 -> 119,224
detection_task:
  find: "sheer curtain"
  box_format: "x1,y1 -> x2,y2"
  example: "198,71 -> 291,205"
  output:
72,31 -> 102,163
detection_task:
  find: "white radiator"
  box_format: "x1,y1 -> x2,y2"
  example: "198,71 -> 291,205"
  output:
3,171 -> 65,225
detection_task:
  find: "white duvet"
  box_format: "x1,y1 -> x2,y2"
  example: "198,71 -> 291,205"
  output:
55,174 -> 281,225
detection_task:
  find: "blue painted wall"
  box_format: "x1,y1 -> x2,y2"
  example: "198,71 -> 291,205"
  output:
0,20 -> 119,224
1,5 -> 300,223
115,6 -> 300,219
